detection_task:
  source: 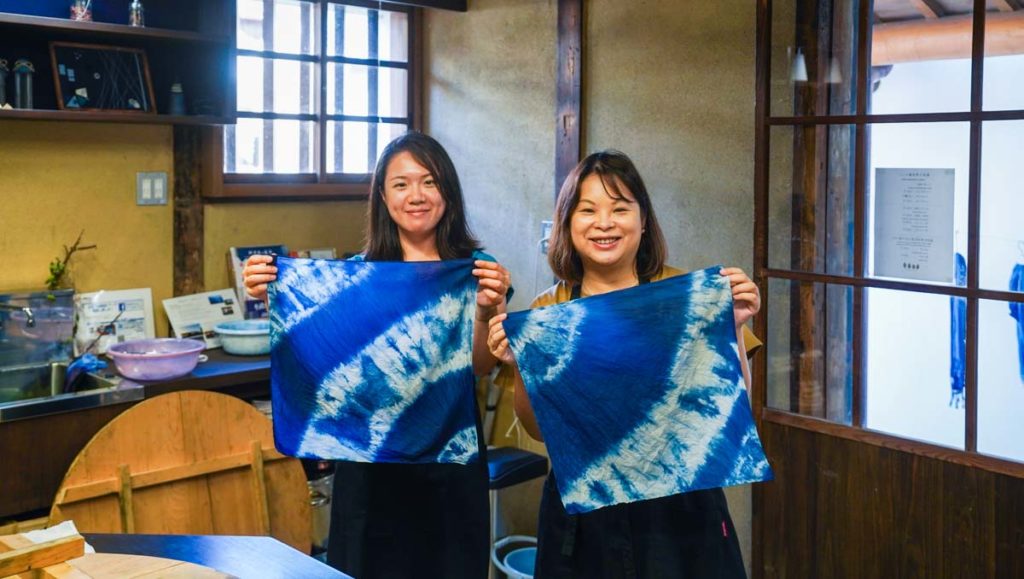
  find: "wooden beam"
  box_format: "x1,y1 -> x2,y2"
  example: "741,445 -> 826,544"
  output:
54,446 -> 288,506
992,0 -> 1016,12
173,125 -> 205,296
0,535 -> 84,577
555,0 -> 583,199
909,0 -> 945,19
873,11 -> 1024,64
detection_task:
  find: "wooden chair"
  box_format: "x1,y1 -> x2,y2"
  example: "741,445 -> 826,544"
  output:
47,391 -> 310,554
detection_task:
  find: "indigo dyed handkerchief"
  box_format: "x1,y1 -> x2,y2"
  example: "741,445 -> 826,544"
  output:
269,257 -> 480,464
504,266 -> 773,513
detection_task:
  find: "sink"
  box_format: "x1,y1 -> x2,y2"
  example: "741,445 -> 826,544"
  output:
0,361 -> 121,404
0,361 -> 140,423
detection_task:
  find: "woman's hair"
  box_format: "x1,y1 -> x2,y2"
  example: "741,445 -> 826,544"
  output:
364,131 -> 480,261
547,150 -> 667,285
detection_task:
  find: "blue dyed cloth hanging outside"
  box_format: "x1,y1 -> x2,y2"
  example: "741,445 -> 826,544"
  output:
268,257 -> 480,464
950,252 -> 967,408
1011,263 -> 1024,383
503,266 -> 773,514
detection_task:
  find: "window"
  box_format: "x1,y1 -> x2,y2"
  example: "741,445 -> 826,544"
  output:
221,0 -> 415,197
757,0 -> 1024,470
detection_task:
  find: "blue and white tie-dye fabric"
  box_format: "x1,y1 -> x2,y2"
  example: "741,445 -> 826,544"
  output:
503,266 -> 773,514
268,257 -> 480,464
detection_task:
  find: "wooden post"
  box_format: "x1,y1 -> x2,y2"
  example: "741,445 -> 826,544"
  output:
555,0 -> 583,198
173,125 -> 205,297
118,464 -> 136,534
249,440 -> 271,535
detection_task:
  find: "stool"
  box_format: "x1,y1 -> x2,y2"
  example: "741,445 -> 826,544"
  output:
487,446 -> 548,579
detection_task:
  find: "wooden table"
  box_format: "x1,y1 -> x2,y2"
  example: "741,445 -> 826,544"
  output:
85,534 -> 349,578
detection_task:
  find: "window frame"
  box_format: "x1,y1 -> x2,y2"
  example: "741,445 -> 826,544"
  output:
204,0 -> 421,201
753,0 -> 1024,478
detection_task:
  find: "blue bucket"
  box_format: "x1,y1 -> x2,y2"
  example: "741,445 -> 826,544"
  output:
503,546 -> 536,578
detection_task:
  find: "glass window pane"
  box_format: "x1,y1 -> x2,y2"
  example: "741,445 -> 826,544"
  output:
983,10 -> 1024,112
980,120 -> 1024,294
327,64 -> 408,118
327,64 -> 367,116
868,122 -> 970,285
979,298 -> 1024,462
225,118 -> 315,174
865,288 -> 964,449
237,0 -> 316,55
327,4 -> 371,58
769,0 -> 860,117
766,278 -> 854,424
378,67 -> 407,118
768,125 -> 856,275
327,122 -> 409,174
379,10 -> 409,63
869,3 -> 974,114
237,56 -> 316,114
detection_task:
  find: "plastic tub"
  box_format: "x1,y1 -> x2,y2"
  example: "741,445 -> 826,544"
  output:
107,338 -> 205,381
214,319 -> 271,356
503,546 -> 536,579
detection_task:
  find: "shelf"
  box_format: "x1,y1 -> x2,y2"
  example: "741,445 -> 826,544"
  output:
0,12 -> 231,44
0,108 -> 233,126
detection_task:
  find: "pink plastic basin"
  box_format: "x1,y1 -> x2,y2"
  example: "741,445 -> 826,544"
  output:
106,338 -> 205,381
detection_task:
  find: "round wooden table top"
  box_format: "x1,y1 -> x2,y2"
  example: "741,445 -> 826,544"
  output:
49,390 -> 310,554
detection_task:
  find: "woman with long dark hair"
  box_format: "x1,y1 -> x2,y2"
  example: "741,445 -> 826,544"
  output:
488,150 -> 761,578
244,131 -> 510,578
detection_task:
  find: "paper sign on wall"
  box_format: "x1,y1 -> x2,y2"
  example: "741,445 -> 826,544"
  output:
873,168 -> 955,283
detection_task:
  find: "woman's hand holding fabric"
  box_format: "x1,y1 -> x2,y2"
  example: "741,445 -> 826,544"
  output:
243,254 -> 278,302
721,267 -> 761,327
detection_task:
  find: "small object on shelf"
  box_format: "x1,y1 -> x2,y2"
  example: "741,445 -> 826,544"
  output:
0,59 -> 8,106
129,0 -> 145,27
50,42 -> 155,113
12,59 -> 34,109
169,81 -> 186,115
70,0 -> 93,22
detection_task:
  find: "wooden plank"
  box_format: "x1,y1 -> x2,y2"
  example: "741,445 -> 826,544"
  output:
0,535 -> 84,577
250,441 -> 272,535
118,464 -> 136,534
763,409 -> 1024,478
873,12 -> 1024,65
49,392 -> 310,553
173,125 -> 205,296
942,460 -> 995,577
0,534 -> 34,552
994,472 -> 1024,577
554,0 -> 583,198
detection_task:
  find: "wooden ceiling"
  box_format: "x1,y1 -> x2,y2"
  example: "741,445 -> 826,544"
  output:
874,0 -> 1021,22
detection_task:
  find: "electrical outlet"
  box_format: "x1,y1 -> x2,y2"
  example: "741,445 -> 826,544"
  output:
136,172 -> 168,205
539,220 -> 553,254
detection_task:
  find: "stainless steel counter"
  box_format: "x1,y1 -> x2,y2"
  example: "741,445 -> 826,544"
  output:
0,380 -> 144,423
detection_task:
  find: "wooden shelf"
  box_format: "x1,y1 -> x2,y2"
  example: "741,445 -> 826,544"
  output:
0,12 -> 230,44
0,108 -> 233,126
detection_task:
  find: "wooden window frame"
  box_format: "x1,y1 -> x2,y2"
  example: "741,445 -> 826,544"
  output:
753,0 -> 1024,479
204,0 -> 423,201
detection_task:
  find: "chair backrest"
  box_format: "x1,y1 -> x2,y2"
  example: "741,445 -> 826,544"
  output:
48,390 -> 311,554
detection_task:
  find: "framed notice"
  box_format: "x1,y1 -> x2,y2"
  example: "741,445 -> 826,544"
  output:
50,42 -> 156,113
873,168 -> 955,283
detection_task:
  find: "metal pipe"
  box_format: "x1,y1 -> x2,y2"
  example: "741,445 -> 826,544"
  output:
0,303 -> 35,327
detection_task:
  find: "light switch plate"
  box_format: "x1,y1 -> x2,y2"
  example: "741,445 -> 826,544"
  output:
136,172 -> 168,205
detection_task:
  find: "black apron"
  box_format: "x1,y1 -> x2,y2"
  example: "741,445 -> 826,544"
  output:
326,418 -> 489,579
533,281 -> 747,579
